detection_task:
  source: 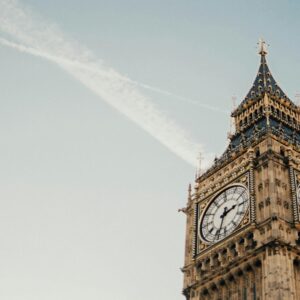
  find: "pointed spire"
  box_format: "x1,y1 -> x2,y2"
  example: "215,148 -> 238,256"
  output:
195,152 -> 202,178
178,184 -> 192,213
188,183 -> 192,199
232,40 -> 295,116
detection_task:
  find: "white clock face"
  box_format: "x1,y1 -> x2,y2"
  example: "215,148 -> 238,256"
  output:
200,185 -> 249,243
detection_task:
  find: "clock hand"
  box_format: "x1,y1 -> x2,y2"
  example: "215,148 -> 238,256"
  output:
217,217 -> 224,238
224,204 -> 236,216
220,206 -> 228,219
220,204 -> 237,219
216,207 -> 228,240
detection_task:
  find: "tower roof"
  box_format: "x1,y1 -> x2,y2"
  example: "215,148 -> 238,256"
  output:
232,40 -> 295,116
199,41 -> 300,182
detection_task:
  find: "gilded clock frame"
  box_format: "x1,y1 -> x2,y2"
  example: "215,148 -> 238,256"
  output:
194,171 -> 253,256
198,183 -> 250,245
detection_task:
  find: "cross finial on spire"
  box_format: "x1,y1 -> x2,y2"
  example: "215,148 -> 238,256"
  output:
258,38 -> 268,56
196,152 -> 202,177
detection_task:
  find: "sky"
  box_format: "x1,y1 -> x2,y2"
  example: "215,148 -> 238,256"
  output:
0,1 -> 300,299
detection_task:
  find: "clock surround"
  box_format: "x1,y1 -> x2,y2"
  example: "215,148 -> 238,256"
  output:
199,184 -> 249,244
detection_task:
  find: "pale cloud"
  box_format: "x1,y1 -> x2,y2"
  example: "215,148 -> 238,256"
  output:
0,0 -> 214,168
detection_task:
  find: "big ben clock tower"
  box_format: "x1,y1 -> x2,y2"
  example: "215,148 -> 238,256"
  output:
182,40 -> 300,300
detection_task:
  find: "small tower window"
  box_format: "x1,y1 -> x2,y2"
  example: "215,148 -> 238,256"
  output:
253,110 -> 257,119
253,283 -> 257,300
243,287 -> 247,300
282,113 -> 286,120
255,148 -> 260,158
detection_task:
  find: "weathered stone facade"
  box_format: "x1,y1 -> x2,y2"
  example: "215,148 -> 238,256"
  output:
182,41 -> 300,300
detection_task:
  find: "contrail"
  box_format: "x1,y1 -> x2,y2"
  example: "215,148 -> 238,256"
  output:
0,36 -> 227,115
0,0 -> 215,168
134,83 -> 229,114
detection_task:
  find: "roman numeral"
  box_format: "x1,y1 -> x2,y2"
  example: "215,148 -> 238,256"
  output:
235,190 -> 246,202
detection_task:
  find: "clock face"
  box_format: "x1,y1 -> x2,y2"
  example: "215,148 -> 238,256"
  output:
200,185 -> 249,243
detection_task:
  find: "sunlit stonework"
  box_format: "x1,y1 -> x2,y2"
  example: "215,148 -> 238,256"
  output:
182,41 -> 300,299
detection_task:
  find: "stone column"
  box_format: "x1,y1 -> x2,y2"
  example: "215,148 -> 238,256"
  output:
261,246 -> 296,300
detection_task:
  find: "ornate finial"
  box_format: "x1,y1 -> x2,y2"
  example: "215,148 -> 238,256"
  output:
188,183 -> 192,198
196,152 -> 202,177
295,92 -> 300,105
258,38 -> 268,56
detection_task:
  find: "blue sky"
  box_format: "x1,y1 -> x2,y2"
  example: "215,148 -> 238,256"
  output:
0,1 -> 300,299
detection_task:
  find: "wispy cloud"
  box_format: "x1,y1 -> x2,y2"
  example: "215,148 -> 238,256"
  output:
0,0 -> 214,168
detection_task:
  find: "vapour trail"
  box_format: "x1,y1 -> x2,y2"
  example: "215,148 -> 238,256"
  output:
0,0 -> 215,168
135,82 -> 229,114
0,36 -> 227,115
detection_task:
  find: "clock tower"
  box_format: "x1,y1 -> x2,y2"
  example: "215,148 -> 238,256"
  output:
182,41 -> 300,300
